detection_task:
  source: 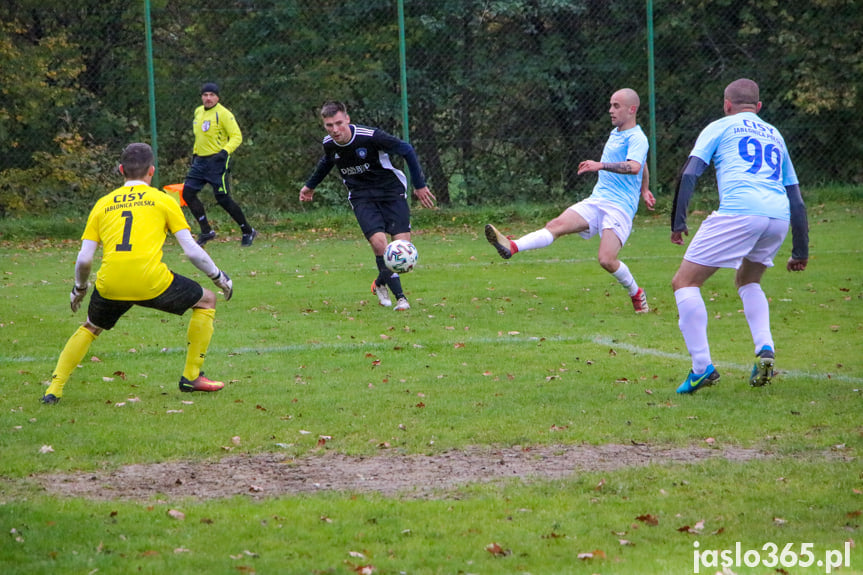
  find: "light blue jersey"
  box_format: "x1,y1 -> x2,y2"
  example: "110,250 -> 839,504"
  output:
590,125 -> 649,220
690,111 -> 798,220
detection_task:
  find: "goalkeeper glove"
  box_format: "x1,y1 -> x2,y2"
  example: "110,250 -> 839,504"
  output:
210,270 -> 233,301
70,284 -> 88,312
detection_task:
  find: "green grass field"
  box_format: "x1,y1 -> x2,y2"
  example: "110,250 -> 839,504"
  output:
1,198 -> 861,574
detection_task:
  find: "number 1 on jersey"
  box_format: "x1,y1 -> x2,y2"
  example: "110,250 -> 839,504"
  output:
116,210 -> 133,252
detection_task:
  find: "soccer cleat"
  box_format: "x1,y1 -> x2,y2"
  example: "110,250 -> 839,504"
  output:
676,364 -> 720,394
197,230 -> 217,246
631,287 -> 649,313
372,280 -> 392,307
241,229 -> 258,247
41,393 -> 61,405
179,374 -> 225,393
485,224 -> 516,259
394,297 -> 410,311
749,346 -> 775,387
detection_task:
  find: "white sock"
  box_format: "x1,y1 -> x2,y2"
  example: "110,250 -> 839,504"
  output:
738,282 -> 773,354
675,286 -> 712,374
612,261 -> 639,296
514,228 -> 554,252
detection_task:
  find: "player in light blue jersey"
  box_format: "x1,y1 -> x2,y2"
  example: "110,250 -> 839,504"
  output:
485,88 -> 655,313
670,78 -> 809,394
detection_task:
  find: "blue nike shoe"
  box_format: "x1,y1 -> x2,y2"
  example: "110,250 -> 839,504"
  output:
676,364 -> 720,394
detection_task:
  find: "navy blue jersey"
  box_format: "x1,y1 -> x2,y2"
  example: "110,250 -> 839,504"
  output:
305,124 -> 427,200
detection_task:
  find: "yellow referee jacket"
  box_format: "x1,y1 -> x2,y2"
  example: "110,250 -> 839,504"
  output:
192,103 -> 242,156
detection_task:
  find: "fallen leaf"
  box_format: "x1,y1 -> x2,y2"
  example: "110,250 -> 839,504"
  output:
636,514 -> 659,526
167,509 -> 185,520
485,542 -> 510,557
39,445 -> 54,454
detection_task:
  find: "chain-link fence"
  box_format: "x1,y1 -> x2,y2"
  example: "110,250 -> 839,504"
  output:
1,0 -> 859,217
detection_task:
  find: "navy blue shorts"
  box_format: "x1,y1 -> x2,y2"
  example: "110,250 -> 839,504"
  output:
87,273 -> 204,330
350,196 -> 411,239
183,154 -> 231,196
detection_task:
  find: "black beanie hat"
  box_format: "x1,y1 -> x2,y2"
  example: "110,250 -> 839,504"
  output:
201,82 -> 219,95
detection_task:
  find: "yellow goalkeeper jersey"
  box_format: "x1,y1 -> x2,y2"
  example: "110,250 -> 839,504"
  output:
82,183 -> 191,301
192,103 -> 243,156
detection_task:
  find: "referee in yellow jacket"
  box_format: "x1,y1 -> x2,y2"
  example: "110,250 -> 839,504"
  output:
182,82 -> 257,247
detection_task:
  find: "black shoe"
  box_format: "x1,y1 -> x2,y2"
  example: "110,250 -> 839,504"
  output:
41,393 -> 61,404
241,229 -> 258,247
749,346 -> 775,387
197,230 -> 217,246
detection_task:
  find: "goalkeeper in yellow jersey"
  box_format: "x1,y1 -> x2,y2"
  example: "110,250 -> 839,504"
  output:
41,143 -> 235,404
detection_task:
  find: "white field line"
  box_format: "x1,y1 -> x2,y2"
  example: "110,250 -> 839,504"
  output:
6,334 -> 861,384
590,336 -> 863,385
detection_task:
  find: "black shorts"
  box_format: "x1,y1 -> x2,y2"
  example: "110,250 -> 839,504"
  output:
184,154 -> 231,196
349,196 -> 411,239
86,273 -> 204,330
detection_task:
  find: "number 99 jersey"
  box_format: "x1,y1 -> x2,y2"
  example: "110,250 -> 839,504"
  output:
689,111 -> 798,220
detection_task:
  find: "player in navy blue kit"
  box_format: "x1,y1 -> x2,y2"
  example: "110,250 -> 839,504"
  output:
300,101 -> 436,311
671,78 -> 809,394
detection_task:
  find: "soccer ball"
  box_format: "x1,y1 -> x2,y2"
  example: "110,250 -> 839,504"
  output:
384,239 -> 418,273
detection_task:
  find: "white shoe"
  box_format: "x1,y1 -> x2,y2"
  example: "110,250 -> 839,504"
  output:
372,280 -> 392,307
394,297 -> 410,311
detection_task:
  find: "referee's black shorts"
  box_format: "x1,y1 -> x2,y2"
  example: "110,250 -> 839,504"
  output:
350,195 -> 411,239
184,154 -> 231,196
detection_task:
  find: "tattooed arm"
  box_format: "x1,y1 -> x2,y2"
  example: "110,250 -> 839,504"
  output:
577,159 -> 641,175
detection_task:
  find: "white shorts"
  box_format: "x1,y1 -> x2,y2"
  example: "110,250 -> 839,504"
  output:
568,197 -> 633,246
685,212 -> 789,269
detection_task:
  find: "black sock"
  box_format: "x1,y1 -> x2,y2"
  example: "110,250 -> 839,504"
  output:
387,273 -> 405,300
375,256 -> 393,287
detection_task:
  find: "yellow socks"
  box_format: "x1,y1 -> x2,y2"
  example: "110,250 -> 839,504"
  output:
183,308 -> 215,381
45,326 -> 98,398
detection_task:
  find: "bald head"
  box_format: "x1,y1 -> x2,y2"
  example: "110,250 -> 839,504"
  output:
614,88 -> 640,109
608,88 -> 640,129
724,78 -> 760,111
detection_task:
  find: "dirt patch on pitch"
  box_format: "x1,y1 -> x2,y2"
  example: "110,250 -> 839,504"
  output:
36,443 -> 765,501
